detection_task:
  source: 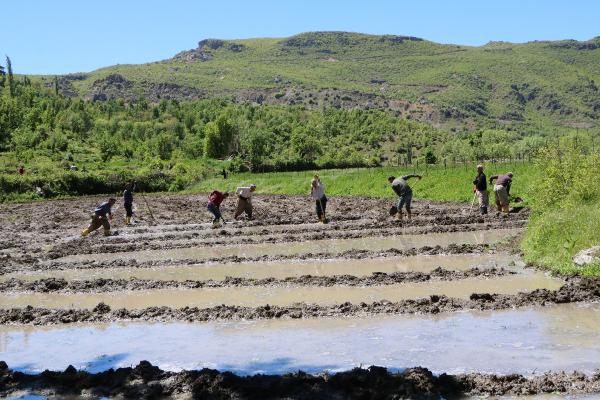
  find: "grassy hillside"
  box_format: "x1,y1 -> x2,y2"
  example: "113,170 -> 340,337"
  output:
36,32 -> 600,131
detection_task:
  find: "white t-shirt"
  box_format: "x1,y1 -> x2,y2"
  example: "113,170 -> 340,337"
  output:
236,187 -> 254,200
311,181 -> 325,200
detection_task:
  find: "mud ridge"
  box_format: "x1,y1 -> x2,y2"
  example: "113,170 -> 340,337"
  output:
0,277 -> 596,326
6,243 -> 495,275
1,361 -> 599,399
45,220 -> 525,258
0,267 -> 513,293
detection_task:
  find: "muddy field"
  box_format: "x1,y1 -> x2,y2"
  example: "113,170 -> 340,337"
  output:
0,193 -> 598,399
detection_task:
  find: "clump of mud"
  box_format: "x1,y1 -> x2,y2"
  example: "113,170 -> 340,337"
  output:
0,277 -> 596,326
2,361 -> 600,399
0,267 -> 513,293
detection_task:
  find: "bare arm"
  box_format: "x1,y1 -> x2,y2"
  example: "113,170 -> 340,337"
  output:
489,175 -> 498,184
402,174 -> 422,181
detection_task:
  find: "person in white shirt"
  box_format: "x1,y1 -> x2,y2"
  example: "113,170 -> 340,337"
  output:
234,184 -> 256,220
311,175 -> 328,223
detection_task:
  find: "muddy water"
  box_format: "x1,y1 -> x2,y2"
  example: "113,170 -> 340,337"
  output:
57,228 -> 520,263
1,303 -> 600,376
2,254 -> 521,282
0,272 -> 562,309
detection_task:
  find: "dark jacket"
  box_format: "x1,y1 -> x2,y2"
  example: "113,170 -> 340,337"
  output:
473,173 -> 487,191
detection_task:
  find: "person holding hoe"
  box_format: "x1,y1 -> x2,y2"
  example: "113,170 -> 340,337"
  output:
207,190 -> 229,227
472,165 -> 488,215
388,174 -> 422,223
81,198 -> 116,237
123,181 -> 136,225
490,172 -> 513,214
311,174 -> 328,223
234,184 -> 256,220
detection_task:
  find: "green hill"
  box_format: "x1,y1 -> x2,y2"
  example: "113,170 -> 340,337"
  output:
40,31 -> 600,130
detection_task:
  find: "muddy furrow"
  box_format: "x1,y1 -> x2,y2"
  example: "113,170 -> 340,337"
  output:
0,267 -> 514,293
2,243 -> 497,275
0,277 -> 594,325
102,213 -> 525,241
47,220 -> 525,258
1,361 -> 599,399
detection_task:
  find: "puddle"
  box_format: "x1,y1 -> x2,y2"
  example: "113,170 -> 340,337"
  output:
3,254 -> 522,282
1,303 -> 599,376
57,228 -> 520,263
0,272 -> 562,309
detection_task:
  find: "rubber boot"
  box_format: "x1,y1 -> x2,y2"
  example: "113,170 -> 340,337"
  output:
81,228 -> 90,237
480,206 -> 488,215
127,216 -> 131,225
103,229 -> 111,237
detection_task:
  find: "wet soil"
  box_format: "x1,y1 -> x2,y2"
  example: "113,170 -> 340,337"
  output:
0,267 -> 514,293
0,194 -> 526,265
2,361 -> 600,399
0,277 -> 595,326
1,243 -> 500,275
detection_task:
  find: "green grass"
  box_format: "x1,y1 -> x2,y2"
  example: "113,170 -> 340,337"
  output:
520,147 -> 600,276
522,201 -> 600,276
188,162 -> 537,203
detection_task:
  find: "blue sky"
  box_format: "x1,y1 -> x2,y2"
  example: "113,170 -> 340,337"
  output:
1,0 -> 598,75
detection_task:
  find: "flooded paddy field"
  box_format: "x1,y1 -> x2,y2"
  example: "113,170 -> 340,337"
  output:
1,194 -> 599,399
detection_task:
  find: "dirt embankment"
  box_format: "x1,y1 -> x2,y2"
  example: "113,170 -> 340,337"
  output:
2,360 -> 600,399
0,277 -> 595,326
0,267 -> 513,293
1,243 -> 498,275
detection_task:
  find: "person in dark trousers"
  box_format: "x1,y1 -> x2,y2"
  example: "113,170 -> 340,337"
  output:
207,190 -> 229,227
222,168 -> 228,179
311,174 -> 328,223
473,165 -> 488,215
82,198 -> 116,237
388,174 -> 422,223
490,172 -> 513,214
123,181 -> 136,225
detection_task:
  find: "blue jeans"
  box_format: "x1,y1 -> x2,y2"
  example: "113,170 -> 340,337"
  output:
397,193 -> 412,211
207,202 -> 221,221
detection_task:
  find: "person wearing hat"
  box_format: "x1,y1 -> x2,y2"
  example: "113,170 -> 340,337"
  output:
234,184 -> 256,220
489,172 -> 513,214
310,174 -> 328,223
81,197 -> 117,237
473,165 -> 489,215
388,174 -> 422,223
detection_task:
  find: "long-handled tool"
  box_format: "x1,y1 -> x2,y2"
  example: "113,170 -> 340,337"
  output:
140,191 -> 157,224
470,192 -> 477,210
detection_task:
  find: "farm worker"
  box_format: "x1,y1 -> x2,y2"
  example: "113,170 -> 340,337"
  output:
18,165 -> 25,175
472,165 -> 488,215
81,198 -> 116,237
234,184 -> 256,220
311,175 -> 328,223
388,174 -> 422,222
489,172 -> 513,214
123,181 -> 136,225
207,190 -> 229,227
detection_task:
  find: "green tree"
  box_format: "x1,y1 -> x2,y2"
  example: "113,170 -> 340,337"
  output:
0,63 -> 6,87
203,115 -> 236,158
5,56 -> 14,97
